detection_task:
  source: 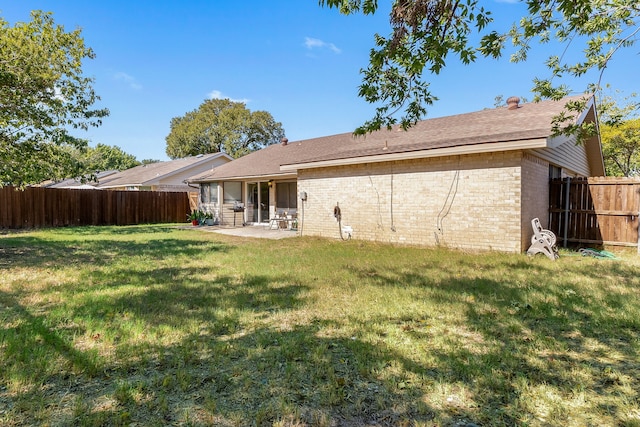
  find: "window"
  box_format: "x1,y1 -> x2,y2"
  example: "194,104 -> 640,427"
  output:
200,183 -> 218,204
549,165 -> 562,179
209,183 -> 218,204
223,182 -> 242,203
200,185 -> 208,204
276,182 -> 297,210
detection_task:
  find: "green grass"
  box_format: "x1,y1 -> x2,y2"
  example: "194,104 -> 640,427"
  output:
1,224 -> 639,426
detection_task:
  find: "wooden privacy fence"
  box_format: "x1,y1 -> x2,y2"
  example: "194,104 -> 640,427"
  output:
0,186 -> 190,229
549,177 -> 640,250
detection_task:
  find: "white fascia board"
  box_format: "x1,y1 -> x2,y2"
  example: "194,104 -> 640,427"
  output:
280,138 -> 549,172
576,95 -> 595,124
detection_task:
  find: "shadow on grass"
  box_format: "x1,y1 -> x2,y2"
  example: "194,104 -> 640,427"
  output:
0,290 -> 101,378
33,224 -> 185,236
1,267 -> 305,423
0,235 -> 229,269
2,233 -> 639,426
347,257 -> 640,425
1,258 -> 440,426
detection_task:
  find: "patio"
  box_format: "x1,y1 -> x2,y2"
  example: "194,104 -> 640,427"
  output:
183,224 -> 299,240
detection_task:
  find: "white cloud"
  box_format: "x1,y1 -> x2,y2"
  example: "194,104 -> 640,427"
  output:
304,37 -> 341,54
114,72 -> 142,90
207,90 -> 250,104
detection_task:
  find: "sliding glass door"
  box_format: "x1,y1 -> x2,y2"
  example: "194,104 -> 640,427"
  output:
247,182 -> 270,223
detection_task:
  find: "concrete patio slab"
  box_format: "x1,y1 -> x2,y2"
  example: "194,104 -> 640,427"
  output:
182,224 -> 298,240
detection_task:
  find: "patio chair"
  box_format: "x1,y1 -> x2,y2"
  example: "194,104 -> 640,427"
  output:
526,218 -> 559,260
267,210 -> 285,230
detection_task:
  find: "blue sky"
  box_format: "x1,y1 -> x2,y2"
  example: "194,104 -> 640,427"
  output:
2,1 -> 639,161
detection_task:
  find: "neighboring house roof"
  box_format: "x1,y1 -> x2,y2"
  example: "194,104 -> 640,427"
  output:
189,96 -> 604,182
44,170 -> 119,189
98,152 -> 233,189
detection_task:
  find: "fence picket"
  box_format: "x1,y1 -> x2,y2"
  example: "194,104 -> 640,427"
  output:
0,186 -> 190,229
549,177 -> 640,248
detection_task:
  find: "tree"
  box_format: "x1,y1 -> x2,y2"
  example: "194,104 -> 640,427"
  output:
600,118 -> 640,176
165,99 -> 285,159
82,143 -> 140,172
0,11 -> 109,187
597,92 -> 640,176
597,90 -> 640,127
319,0 -> 640,135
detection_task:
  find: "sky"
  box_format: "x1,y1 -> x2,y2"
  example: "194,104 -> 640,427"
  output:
2,1 -> 639,161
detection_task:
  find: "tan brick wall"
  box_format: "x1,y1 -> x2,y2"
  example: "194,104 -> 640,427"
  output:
297,152 -> 524,252
521,153 -> 551,251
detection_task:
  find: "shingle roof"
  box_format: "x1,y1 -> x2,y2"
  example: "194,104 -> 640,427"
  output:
98,152 -> 231,188
44,170 -> 119,188
190,96 -> 591,182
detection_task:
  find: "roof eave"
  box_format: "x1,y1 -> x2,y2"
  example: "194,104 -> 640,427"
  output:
559,95 -> 605,176
97,182 -> 145,188
189,171 -> 298,183
280,138 -> 549,172
156,152 -> 234,181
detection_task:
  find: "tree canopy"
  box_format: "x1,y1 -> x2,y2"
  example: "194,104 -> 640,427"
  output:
0,11 -> 109,187
82,143 -> 140,173
597,92 -> 640,176
165,99 -> 285,159
319,0 -> 640,135
600,118 -> 640,176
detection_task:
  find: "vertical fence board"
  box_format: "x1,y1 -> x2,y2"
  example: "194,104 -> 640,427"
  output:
0,188 -> 8,226
0,186 -> 190,229
549,177 -> 640,248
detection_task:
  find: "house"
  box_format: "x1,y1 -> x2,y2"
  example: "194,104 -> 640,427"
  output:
44,170 -> 119,189
188,96 -> 604,253
96,152 -> 233,192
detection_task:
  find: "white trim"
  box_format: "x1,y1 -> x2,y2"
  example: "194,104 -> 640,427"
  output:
280,138 -> 549,171
576,95 -> 595,124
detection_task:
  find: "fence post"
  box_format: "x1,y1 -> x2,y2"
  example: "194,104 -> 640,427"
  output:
637,210 -> 640,255
563,177 -> 571,248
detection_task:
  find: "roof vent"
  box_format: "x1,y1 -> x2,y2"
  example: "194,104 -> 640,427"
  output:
281,137 -> 288,146
506,96 -> 520,110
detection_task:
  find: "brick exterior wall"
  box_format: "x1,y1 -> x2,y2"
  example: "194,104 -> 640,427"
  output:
521,153 -> 551,251
297,151 -> 525,252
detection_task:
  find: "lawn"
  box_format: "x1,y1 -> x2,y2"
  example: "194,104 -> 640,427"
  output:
0,225 -> 639,426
